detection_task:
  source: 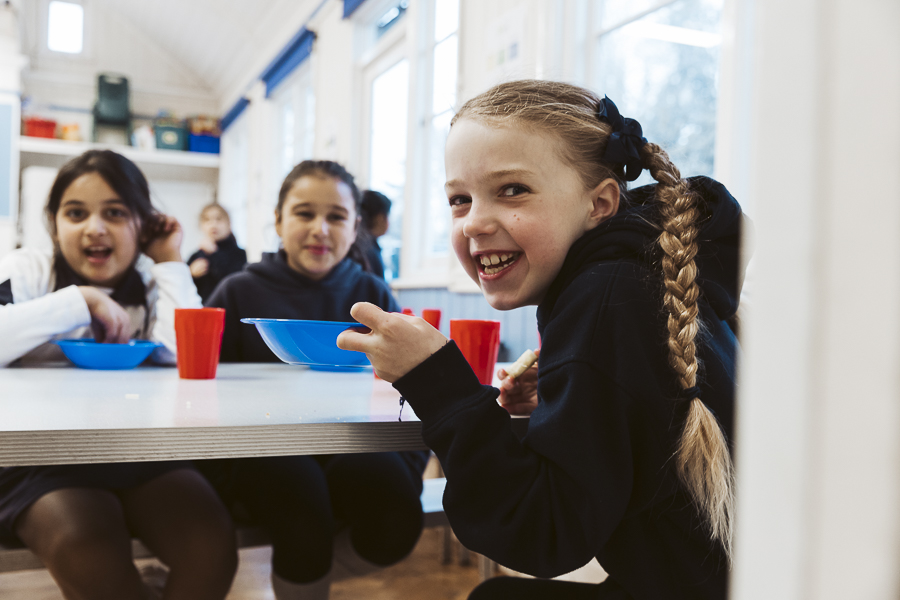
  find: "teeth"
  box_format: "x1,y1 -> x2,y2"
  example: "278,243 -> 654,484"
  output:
479,253 -> 517,266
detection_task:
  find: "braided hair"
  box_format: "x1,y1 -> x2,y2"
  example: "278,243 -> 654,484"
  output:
451,80 -> 735,558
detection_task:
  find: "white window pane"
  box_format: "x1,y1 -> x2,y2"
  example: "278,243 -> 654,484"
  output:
593,0 -> 723,184
48,1 -> 83,54
425,110 -> 452,256
369,59 -> 409,280
434,0 -> 459,42
432,35 -> 458,115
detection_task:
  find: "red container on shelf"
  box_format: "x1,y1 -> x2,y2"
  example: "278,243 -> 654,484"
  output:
23,117 -> 57,138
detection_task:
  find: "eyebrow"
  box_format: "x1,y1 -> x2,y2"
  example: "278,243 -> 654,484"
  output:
445,168 -> 534,191
290,202 -> 350,213
59,198 -> 126,207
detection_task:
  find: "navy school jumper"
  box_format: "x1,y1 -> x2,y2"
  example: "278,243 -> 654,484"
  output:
395,177 -> 744,600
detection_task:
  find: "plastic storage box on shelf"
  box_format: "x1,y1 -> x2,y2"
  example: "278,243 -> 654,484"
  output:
23,117 -> 56,138
188,134 -> 219,154
155,124 -> 187,151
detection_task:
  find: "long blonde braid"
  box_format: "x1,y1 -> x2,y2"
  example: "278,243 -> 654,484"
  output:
453,79 -> 735,559
642,143 -> 735,560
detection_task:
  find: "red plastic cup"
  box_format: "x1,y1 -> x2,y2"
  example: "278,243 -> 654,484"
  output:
421,308 -> 442,330
450,319 -> 501,385
175,308 -> 225,379
402,307 -> 415,316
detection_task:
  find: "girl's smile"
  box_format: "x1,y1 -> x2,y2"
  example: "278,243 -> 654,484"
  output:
445,118 -> 618,310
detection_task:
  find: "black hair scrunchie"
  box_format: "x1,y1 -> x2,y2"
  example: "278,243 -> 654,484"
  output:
596,96 -> 648,182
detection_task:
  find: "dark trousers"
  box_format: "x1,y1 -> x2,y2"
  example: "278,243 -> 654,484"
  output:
198,452 -> 424,583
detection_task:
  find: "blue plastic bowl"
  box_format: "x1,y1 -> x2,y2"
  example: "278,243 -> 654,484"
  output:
54,339 -> 163,370
241,319 -> 370,370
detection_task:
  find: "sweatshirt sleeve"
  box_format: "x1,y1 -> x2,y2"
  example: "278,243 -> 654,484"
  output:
146,261 -> 202,364
205,275 -> 243,362
0,285 -> 91,367
395,341 -> 634,578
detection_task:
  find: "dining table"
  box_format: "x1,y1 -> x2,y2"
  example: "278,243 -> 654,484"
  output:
0,362 -> 432,467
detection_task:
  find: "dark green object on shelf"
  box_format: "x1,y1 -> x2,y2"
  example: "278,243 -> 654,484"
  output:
93,73 -> 131,143
155,124 -> 188,151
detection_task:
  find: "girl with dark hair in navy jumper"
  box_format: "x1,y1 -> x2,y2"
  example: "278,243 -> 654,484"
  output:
202,160 -> 427,600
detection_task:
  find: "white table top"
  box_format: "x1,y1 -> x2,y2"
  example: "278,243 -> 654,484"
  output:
0,362 -> 427,466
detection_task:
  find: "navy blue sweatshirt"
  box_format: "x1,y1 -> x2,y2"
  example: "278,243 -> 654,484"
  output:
206,250 -> 399,362
395,177 -> 743,600
188,233 -> 248,303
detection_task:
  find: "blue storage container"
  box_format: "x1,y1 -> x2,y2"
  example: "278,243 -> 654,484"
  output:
189,133 -> 220,154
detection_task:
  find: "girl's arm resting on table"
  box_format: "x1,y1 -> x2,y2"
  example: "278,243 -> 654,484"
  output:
394,342 -> 631,578
0,285 -> 91,367
147,261 -> 202,364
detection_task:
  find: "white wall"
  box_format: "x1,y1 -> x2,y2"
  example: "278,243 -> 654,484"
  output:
21,0 -> 218,124
731,0 -> 900,598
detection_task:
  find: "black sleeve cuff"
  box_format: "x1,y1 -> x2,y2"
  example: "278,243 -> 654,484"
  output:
393,340 -> 498,423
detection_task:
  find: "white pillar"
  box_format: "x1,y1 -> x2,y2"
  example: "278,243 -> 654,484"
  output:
732,0 -> 900,598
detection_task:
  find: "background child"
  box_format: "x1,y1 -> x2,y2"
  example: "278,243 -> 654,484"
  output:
357,189 -> 392,279
0,150 -> 237,599
202,160 -> 428,600
187,203 -> 247,303
338,81 -> 745,600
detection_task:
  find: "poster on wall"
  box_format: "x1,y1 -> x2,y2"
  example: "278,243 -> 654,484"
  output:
483,6 -> 527,88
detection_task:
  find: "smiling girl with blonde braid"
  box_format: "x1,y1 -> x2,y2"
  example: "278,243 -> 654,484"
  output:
338,80 -> 746,600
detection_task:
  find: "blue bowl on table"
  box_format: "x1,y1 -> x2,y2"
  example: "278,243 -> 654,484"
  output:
54,339 -> 163,370
240,319 -> 371,371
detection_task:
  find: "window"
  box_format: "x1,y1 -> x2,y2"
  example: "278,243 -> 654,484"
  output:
590,0 -> 724,184
366,53 -> 409,281
47,0 -> 83,54
267,63 -> 316,253
399,0 -> 459,284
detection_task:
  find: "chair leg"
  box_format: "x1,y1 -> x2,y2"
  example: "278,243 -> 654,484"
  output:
442,526 -> 454,565
477,554 -> 497,581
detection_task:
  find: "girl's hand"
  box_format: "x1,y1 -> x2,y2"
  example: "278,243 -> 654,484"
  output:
189,257 -> 210,278
144,215 -> 184,263
78,287 -> 132,344
497,349 -> 540,415
336,302 -> 448,382
198,236 -> 218,255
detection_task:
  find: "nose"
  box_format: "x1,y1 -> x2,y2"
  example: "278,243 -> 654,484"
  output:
461,200 -> 497,239
311,216 -> 329,237
84,213 -> 108,237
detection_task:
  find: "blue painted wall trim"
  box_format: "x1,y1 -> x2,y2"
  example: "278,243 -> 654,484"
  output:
0,103 -> 11,218
343,0 -> 368,18
221,97 -> 250,133
260,27 -> 316,98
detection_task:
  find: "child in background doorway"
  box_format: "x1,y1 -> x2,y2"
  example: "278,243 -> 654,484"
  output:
201,160 -> 428,600
338,80 -> 746,600
0,150 -> 237,599
187,203 -> 247,303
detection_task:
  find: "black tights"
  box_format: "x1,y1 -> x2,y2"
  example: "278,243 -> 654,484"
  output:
225,452 -> 424,584
15,469 -> 237,600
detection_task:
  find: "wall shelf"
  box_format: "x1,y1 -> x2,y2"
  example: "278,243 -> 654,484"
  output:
18,136 -> 219,182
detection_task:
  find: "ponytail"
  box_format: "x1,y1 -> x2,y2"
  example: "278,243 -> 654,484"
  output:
642,143 -> 735,560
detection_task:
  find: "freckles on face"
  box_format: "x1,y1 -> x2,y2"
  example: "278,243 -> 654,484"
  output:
54,173 -> 140,288
445,118 -> 595,310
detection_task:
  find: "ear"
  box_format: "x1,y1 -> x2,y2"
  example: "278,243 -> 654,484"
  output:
587,178 -> 620,228
274,208 -> 283,238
